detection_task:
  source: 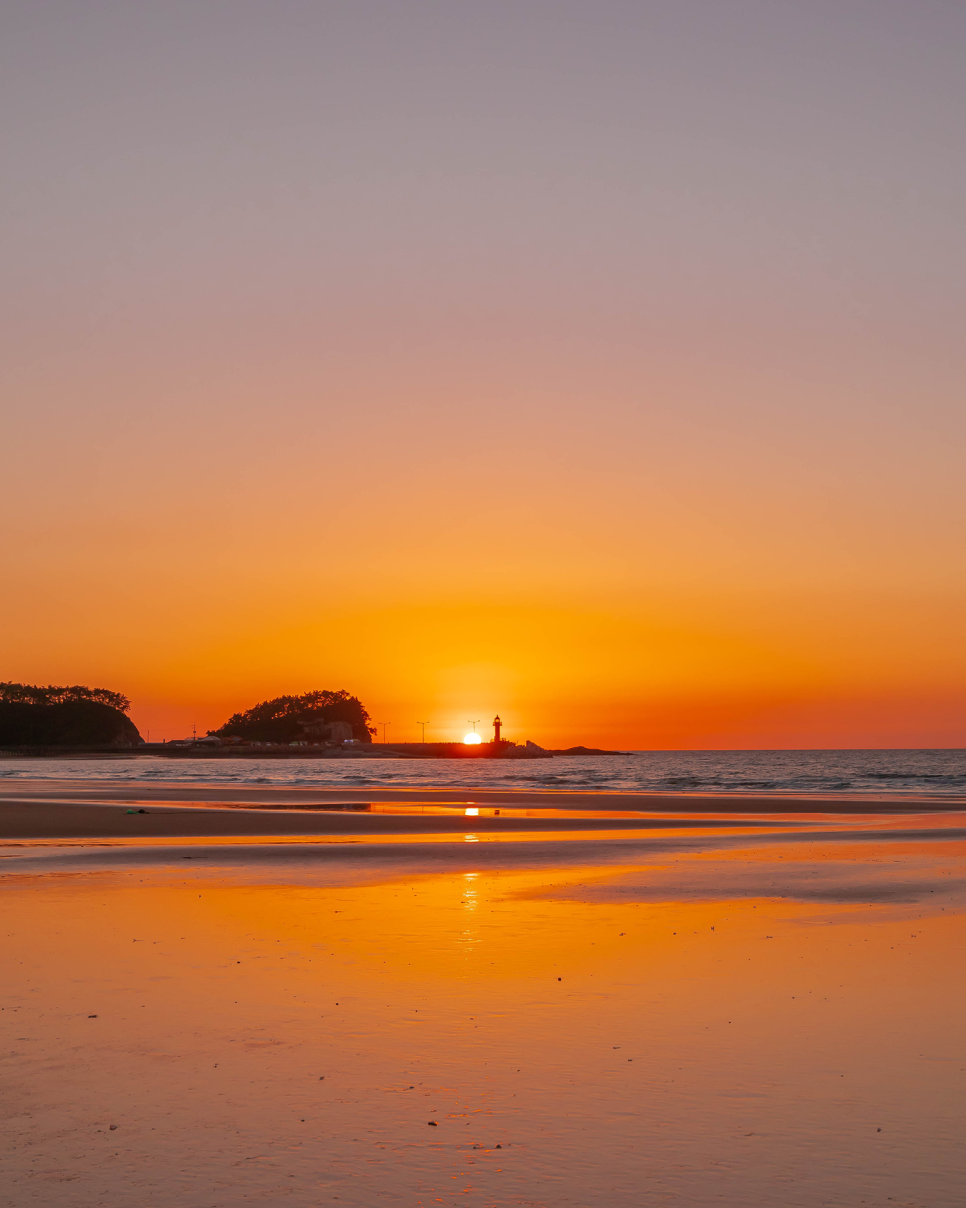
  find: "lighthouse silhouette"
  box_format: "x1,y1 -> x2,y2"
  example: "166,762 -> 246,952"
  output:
493,715 -> 502,743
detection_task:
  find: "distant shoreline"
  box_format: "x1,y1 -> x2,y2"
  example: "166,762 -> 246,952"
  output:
0,742 -> 633,760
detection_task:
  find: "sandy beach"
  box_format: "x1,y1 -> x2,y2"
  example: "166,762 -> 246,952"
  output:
3,777 -> 966,1206
2,778 -> 963,840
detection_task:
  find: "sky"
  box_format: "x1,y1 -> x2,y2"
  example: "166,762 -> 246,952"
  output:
2,1 -> 965,747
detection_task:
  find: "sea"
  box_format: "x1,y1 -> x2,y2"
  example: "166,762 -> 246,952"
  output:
1,748 -> 964,796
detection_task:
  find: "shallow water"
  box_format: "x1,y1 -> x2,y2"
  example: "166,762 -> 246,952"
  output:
3,813 -> 966,1206
2,748 -> 966,796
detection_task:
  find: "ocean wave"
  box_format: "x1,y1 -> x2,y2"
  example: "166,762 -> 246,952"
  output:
1,749 -> 965,796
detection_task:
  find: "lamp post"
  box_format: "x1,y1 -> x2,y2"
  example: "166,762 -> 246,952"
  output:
417,721 -> 428,743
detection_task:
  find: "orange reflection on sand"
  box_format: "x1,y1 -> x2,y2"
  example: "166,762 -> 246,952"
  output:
4,831 -> 966,1206
0,824 -> 797,854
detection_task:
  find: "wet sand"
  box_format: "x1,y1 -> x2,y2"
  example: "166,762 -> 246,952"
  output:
1,779 -> 962,845
3,783 -> 966,1206
0,798 -> 827,841
5,777 -> 963,813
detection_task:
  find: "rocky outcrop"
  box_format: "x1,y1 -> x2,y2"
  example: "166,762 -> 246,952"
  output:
547,745 -> 629,756
499,741 -> 553,759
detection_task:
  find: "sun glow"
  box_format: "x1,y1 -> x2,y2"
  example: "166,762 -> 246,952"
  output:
462,732 -> 482,745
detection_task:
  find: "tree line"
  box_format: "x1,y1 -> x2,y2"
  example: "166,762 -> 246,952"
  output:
0,682 -> 131,713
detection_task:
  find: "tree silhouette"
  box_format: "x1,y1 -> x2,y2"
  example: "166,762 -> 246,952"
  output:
211,689 -> 375,743
0,682 -> 131,712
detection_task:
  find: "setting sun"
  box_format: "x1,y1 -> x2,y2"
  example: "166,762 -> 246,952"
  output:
462,732 -> 482,745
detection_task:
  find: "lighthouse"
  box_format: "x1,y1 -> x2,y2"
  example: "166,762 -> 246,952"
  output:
493,715 -> 502,744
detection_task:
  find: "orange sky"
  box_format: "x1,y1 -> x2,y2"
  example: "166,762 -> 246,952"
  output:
2,4 -> 964,746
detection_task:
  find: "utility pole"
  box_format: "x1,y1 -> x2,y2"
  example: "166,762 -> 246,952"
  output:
380,721 -> 391,745
417,721 -> 428,744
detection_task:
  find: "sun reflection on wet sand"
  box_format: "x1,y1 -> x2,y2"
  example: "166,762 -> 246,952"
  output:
2,816 -> 966,1206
